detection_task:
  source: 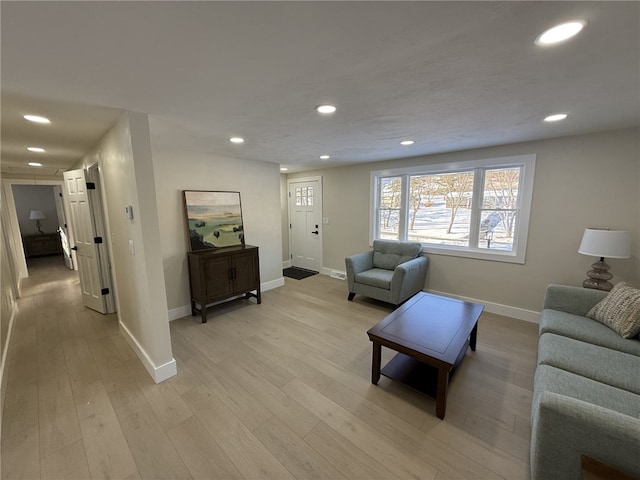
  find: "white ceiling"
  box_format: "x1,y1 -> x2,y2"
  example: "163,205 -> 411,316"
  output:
2,1 -> 638,175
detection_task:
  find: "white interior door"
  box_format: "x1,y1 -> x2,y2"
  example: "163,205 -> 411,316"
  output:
288,177 -> 322,271
63,168 -> 107,313
53,185 -> 73,270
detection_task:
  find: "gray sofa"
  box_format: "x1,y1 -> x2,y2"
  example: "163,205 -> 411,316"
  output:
345,240 -> 428,305
531,284 -> 640,480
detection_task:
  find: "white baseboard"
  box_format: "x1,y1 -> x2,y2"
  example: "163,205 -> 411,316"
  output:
427,289 -> 540,323
118,321 -> 177,383
0,304 -> 17,440
168,305 -> 192,321
168,277 -> 286,321
263,277 -> 285,291
321,267 -> 346,280
282,260 -> 292,269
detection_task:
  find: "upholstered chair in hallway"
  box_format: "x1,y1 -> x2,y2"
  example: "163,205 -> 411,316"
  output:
345,240 -> 428,305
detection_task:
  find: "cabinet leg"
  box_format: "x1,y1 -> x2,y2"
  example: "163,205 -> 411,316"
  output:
201,304 -> 207,323
191,300 -> 196,316
256,288 -> 262,304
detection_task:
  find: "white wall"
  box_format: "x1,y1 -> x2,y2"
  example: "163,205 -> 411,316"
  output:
151,146 -> 284,317
286,128 -> 640,317
0,203 -> 18,445
78,111 -> 175,382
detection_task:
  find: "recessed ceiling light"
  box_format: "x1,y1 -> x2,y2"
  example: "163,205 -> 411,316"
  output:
280,167 -> 288,172
23,114 -> 51,124
229,137 -> 245,144
544,113 -> 568,122
27,146 -> 46,153
400,140 -> 415,146
536,21 -> 586,46
28,162 -> 43,167
316,104 -> 336,114
320,155 -> 330,160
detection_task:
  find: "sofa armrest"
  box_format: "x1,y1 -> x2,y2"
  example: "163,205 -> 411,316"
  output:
542,284 -> 608,316
390,256 -> 429,304
345,252 -> 374,291
531,391 -> 640,480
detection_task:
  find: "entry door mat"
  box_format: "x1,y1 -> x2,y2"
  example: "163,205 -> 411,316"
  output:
283,267 -> 319,280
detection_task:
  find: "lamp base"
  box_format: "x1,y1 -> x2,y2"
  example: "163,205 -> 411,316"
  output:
582,258 -> 614,292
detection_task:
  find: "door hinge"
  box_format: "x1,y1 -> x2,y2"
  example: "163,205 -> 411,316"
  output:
101,288 -> 109,295
86,182 -> 96,190
289,224 -> 292,229
288,192 -> 291,197
94,236 -> 103,244
59,192 -> 63,197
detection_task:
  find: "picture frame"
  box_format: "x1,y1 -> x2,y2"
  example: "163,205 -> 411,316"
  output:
182,190 -> 245,251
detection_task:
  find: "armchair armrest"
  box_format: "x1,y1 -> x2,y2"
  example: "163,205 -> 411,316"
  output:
532,392 -> 640,480
542,284 -> 608,316
390,256 -> 428,304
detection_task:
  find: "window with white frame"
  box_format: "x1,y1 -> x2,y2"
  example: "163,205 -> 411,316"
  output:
371,154 -> 535,263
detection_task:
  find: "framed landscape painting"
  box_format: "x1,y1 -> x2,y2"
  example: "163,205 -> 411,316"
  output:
183,190 -> 245,251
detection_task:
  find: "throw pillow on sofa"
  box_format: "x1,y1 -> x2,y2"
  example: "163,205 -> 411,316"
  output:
587,282 -> 640,338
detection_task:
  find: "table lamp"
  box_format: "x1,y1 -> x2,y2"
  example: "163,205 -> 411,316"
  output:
29,210 -> 46,235
578,228 -> 631,291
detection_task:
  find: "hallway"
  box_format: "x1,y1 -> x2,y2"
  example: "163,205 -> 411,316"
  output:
1,255 -> 142,479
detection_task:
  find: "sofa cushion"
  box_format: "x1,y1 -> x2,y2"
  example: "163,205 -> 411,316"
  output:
355,268 -> 394,290
533,365 -> 640,418
372,240 -> 421,270
538,333 -> 640,395
587,282 -> 640,339
539,309 -> 640,357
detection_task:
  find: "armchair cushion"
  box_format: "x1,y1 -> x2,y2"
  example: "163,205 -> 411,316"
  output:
355,268 -> 394,290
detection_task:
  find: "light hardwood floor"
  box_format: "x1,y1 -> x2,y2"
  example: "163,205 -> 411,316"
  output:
2,256 -> 539,479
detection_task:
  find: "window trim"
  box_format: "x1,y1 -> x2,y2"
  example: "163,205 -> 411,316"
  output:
370,154 -> 536,264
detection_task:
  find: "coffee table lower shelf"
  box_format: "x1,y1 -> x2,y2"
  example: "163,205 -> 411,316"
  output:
380,353 -> 440,399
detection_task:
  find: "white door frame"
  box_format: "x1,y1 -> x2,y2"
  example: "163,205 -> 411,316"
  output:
2,178 -> 66,290
287,175 -> 323,271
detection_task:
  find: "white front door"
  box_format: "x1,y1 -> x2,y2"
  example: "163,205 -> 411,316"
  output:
288,177 -> 322,271
63,169 -> 107,313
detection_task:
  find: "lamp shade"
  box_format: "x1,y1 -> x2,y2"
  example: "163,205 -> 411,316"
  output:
578,228 -> 631,259
29,210 -> 45,220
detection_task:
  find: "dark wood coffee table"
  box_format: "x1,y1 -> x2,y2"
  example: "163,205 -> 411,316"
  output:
366,292 -> 484,419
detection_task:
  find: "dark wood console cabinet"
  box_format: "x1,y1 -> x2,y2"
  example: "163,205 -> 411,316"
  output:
23,233 -> 62,258
187,244 -> 261,323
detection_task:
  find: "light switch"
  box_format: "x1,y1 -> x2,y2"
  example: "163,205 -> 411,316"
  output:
128,240 -> 135,255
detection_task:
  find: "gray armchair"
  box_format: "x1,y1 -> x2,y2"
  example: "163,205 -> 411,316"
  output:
345,240 -> 428,305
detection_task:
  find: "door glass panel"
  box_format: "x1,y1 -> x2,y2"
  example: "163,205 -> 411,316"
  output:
295,186 -> 314,206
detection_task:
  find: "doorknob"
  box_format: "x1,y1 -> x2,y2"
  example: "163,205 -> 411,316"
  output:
311,230 -> 319,234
